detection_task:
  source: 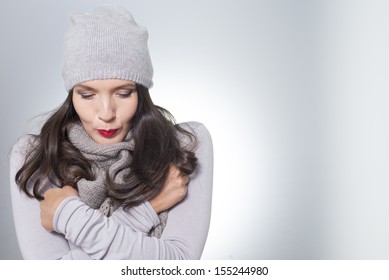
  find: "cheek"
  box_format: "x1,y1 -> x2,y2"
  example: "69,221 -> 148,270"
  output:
72,99 -> 94,124
119,96 -> 138,125
123,105 -> 137,123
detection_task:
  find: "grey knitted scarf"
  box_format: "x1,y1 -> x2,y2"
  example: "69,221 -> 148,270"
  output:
67,122 -> 167,238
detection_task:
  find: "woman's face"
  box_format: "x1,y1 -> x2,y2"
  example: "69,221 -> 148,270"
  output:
72,79 -> 138,144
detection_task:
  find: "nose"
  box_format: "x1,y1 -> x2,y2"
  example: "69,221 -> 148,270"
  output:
97,97 -> 116,122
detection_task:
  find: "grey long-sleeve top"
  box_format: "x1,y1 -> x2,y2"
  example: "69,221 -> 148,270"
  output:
10,122 -> 213,259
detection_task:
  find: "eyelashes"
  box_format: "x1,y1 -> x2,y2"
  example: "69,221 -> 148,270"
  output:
116,90 -> 134,98
78,92 -> 94,100
76,90 -> 135,100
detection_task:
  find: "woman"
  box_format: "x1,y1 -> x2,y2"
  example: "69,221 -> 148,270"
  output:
9,5 -> 213,259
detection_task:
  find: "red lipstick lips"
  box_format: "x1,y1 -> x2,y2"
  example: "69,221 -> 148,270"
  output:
97,129 -> 118,138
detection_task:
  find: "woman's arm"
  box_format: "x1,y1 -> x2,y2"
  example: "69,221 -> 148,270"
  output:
51,122 -> 213,259
10,136 -> 162,259
9,136 -> 90,259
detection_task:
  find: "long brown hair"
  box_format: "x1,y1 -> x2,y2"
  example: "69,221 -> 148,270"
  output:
15,84 -> 197,208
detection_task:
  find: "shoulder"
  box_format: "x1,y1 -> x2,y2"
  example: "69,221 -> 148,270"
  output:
11,134 -> 39,156
10,135 -> 39,166
178,121 -> 212,140
177,121 -> 213,151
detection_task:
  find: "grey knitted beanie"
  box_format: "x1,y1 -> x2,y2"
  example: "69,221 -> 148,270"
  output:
62,5 -> 153,91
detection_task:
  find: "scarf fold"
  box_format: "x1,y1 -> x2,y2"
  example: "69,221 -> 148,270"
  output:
67,122 -> 167,238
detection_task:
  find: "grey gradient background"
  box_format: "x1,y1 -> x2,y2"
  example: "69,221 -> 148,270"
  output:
1,0 -> 389,259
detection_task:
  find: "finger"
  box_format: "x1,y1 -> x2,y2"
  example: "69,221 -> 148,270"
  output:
42,189 -> 54,199
182,176 -> 190,185
169,165 -> 180,176
43,187 -> 59,198
62,185 -> 79,195
180,185 -> 188,198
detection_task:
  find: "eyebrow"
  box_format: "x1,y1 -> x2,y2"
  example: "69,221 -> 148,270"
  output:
74,83 -> 136,92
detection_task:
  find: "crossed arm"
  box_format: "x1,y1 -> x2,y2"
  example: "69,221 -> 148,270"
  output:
40,164 -> 188,232
10,122 -> 213,259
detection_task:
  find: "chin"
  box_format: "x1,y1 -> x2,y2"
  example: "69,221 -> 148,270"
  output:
94,134 -> 124,144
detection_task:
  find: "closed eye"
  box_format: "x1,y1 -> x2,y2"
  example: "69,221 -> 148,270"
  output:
77,91 -> 95,100
116,90 -> 135,98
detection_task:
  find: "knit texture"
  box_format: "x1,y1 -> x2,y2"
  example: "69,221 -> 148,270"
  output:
62,5 -> 153,92
67,122 -> 167,238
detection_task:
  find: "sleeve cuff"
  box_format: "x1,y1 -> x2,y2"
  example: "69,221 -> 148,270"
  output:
144,201 -> 161,227
111,201 -> 161,233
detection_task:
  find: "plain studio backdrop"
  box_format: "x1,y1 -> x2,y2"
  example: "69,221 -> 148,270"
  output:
1,0 -> 389,259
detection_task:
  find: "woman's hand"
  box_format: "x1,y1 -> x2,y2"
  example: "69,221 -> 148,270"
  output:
40,186 -> 79,232
149,165 -> 189,213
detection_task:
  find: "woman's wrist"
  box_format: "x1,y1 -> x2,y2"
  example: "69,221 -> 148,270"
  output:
40,186 -> 79,232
